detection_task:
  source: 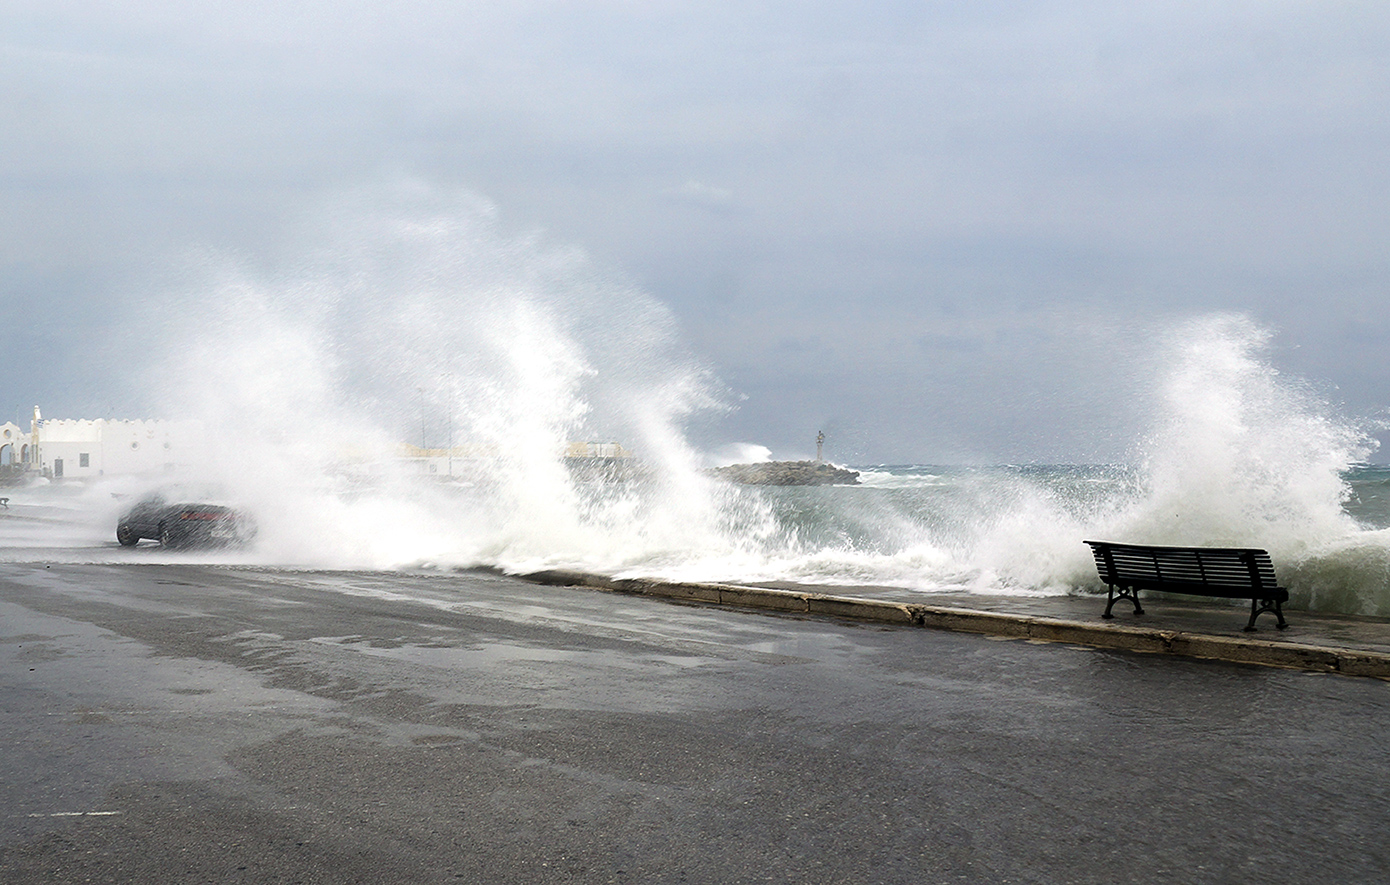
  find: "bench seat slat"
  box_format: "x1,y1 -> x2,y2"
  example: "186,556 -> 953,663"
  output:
1100,577 -> 1288,601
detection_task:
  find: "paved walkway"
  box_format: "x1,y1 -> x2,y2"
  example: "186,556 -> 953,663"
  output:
518,569 -> 1390,679
755,581 -> 1390,658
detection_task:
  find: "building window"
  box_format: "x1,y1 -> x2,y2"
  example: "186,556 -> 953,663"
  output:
79,453 -> 90,468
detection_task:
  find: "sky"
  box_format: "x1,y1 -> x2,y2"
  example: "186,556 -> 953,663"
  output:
3,1 -> 1389,464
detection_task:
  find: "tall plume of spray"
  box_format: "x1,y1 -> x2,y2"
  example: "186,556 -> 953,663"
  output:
1117,314 -> 1370,554
937,314 -> 1382,605
139,184 -> 768,571
1104,314 -> 1390,614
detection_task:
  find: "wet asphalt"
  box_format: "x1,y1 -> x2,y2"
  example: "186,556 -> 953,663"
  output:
1,562 -> 1388,884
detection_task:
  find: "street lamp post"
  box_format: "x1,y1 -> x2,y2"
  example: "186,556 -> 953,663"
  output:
417,387 -> 426,453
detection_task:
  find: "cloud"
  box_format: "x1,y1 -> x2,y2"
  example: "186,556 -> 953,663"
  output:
4,1 -> 1390,461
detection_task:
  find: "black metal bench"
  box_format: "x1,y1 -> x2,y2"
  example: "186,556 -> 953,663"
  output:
1084,540 -> 1288,632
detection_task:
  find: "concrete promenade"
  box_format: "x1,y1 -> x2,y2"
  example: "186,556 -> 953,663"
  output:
518,569 -> 1390,679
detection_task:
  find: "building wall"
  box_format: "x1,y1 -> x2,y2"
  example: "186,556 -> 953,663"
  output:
0,422 -> 20,466
35,418 -> 206,479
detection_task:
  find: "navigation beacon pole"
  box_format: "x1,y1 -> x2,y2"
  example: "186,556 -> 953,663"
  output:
816,430 -> 825,463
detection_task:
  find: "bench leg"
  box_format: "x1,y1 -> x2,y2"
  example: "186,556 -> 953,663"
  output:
1245,598 -> 1289,632
1102,585 -> 1143,619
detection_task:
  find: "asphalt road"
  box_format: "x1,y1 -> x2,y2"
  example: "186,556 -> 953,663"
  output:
1,562 -> 1387,884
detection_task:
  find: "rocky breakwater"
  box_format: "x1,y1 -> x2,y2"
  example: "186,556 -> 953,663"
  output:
709,460 -> 860,486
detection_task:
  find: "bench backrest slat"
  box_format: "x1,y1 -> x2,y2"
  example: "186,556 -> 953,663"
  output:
1084,540 -> 1279,593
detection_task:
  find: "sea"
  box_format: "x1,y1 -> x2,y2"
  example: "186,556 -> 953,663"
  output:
5,460 -> 1390,619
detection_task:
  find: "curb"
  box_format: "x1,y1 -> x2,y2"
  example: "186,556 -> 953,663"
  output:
516,569 -> 1390,679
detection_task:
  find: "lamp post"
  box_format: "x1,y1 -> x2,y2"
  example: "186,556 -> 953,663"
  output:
417,387 -> 426,452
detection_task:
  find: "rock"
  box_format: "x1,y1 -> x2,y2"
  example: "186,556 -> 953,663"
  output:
708,460 -> 860,486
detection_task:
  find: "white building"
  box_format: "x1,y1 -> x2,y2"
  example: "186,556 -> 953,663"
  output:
4,407 -> 205,480
0,421 -> 26,469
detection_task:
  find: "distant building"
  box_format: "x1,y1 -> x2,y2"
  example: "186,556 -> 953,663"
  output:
396,442 -> 500,477
564,442 -> 631,460
0,421 -> 26,470
395,440 -> 633,477
2,407 -> 204,480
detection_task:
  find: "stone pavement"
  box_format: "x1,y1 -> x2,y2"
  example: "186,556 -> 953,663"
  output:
763,581 -> 1390,657
517,569 -> 1390,679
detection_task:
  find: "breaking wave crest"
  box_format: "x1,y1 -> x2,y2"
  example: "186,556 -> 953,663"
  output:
139,184 -> 777,576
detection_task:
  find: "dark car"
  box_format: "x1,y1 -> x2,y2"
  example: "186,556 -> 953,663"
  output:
116,486 -> 257,549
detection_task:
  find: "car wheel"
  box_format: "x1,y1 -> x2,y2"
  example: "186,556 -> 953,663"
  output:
116,524 -> 139,547
159,523 -> 179,549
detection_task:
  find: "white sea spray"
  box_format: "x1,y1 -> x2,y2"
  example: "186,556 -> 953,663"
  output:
9,187 -> 1389,615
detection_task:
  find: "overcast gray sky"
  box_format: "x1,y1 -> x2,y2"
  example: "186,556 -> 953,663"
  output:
4,1 -> 1389,463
